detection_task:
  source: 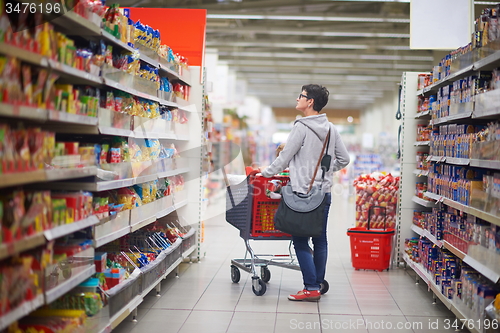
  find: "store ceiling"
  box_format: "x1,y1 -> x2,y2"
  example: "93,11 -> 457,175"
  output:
113,0 -> 493,111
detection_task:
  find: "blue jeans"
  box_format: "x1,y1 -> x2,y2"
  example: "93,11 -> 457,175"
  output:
292,192 -> 332,291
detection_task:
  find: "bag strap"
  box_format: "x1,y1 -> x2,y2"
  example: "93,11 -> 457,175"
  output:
307,129 -> 330,194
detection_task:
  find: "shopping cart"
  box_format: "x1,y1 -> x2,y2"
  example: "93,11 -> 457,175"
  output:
225,171 -> 329,296
347,206 -> 395,272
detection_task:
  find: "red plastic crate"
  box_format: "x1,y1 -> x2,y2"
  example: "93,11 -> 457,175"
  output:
347,227 -> 395,271
250,175 -> 290,238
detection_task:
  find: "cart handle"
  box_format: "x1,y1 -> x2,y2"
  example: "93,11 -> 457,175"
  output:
368,206 -> 387,230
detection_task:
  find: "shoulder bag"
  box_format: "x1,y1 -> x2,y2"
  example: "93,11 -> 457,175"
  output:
274,128 -> 331,238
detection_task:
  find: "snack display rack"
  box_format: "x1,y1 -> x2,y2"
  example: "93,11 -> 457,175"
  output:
0,5 -> 205,332
398,68 -> 500,332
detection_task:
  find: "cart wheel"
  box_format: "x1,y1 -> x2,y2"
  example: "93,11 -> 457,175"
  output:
260,267 -> 271,283
320,280 -> 329,295
252,278 -> 267,296
231,265 -> 240,283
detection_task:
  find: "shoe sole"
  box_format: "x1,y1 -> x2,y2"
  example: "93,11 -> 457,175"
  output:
288,296 -> 321,302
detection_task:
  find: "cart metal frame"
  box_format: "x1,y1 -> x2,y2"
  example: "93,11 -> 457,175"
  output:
224,173 -> 328,296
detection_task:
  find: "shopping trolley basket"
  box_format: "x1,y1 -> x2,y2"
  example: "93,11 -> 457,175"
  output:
347,206 -> 395,272
225,171 -> 330,296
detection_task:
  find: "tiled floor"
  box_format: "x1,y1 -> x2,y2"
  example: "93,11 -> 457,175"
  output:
113,191 -> 469,333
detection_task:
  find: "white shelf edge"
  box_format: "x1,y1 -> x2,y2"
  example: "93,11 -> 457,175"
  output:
0,103 -> 48,121
463,255 -> 500,284
101,30 -> 136,53
44,215 -> 99,241
103,78 -> 160,103
47,60 -> 103,85
165,258 -> 183,278
47,110 -> 99,125
182,244 -> 197,259
0,233 -> 46,261
173,199 -> 189,210
45,166 -> 97,181
130,216 -> 157,233
156,204 -> 176,219
413,141 -> 430,146
99,126 -> 135,137
0,293 -> 44,331
96,178 -> 135,192
469,159 -> 500,169
94,226 -> 131,248
157,167 -> 191,179
413,169 -> 429,177
45,265 -> 96,304
412,196 -> 436,208
110,295 -> 143,330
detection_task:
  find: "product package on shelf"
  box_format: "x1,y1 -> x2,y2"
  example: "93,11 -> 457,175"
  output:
405,236 -> 500,323
353,173 -> 399,229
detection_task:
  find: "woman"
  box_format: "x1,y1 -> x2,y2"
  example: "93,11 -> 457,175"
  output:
261,84 -> 350,301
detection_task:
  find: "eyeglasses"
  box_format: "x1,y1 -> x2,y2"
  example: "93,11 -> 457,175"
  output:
298,93 -> 311,99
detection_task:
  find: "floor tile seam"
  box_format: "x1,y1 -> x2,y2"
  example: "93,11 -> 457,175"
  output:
334,243 -> 364,315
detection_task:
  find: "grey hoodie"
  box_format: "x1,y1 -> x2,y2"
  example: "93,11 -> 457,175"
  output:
262,114 -> 350,193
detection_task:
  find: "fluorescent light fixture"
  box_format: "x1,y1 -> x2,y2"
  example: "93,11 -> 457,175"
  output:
218,51 -> 434,62
206,14 -> 410,23
224,59 -> 430,70
206,28 -> 410,38
206,41 -> 371,49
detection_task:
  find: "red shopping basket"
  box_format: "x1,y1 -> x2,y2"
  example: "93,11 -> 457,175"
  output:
347,206 -> 395,271
250,175 -> 290,238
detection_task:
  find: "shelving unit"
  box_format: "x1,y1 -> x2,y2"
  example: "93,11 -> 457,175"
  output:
401,47 -> 500,329
0,7 -> 205,333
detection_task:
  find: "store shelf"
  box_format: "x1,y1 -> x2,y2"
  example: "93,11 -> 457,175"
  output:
469,159 -> 500,169
413,169 -> 429,177
0,293 -> 45,331
428,155 -> 446,163
0,233 -> 46,261
44,215 -> 100,241
130,216 -> 157,233
410,225 -> 443,247
101,30 -> 136,53
442,241 -> 466,260
47,110 -> 99,125
182,244 -> 197,259
157,167 -> 190,179
414,141 -> 430,146
444,157 -> 470,166
0,170 -> 46,188
0,43 -> 48,67
424,192 -> 500,227
45,166 -> 98,181
109,295 -> 143,330
462,246 -> 500,283
412,196 -> 437,208
94,226 -> 130,248
47,59 -> 103,86
51,11 -> 101,37
173,199 -> 189,210
404,253 -> 480,333
415,110 -> 431,118
431,111 -> 473,125
157,203 -> 176,219
45,265 -> 96,304
103,78 -> 160,103
99,126 -> 135,137
0,103 -> 48,121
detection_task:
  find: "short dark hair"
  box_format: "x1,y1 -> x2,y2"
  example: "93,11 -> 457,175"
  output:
301,84 -> 329,112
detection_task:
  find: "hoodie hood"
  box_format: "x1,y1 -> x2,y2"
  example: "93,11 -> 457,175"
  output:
294,114 -> 330,141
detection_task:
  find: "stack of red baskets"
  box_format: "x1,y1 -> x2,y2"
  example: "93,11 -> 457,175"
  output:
347,206 -> 395,271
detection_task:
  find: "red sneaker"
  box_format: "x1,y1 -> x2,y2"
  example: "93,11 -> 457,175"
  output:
288,289 -> 321,301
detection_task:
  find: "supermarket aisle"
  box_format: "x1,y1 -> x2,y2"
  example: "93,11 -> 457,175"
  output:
113,191 -> 467,333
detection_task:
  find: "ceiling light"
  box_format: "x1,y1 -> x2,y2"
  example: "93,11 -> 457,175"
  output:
206,14 -> 410,23
218,51 -> 434,62
347,116 -> 354,123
